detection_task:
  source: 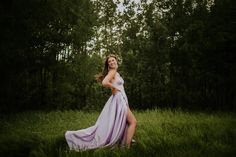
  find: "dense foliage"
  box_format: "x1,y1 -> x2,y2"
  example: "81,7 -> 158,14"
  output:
0,0 -> 235,112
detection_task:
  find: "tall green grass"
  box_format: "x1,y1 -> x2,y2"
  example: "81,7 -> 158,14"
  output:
0,109 -> 236,157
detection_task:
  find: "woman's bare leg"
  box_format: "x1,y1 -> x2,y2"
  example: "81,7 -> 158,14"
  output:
126,107 -> 137,148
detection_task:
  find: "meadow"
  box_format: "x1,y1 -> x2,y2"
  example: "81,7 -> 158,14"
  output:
0,109 -> 236,157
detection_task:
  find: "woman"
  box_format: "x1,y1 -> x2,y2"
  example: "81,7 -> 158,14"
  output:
65,54 -> 137,151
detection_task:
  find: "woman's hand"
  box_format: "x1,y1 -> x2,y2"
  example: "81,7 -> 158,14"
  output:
112,88 -> 119,95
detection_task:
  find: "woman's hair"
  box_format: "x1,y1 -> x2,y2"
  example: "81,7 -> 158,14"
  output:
95,54 -> 118,82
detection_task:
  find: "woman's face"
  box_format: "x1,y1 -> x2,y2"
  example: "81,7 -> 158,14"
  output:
107,57 -> 118,70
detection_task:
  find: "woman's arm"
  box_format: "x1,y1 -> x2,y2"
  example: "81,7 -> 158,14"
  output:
102,69 -> 116,88
102,69 -> 119,94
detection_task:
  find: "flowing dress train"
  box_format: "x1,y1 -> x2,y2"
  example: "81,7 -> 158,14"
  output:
65,72 -> 129,151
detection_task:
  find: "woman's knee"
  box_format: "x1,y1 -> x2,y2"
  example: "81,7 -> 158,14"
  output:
129,114 -> 137,127
132,117 -> 137,127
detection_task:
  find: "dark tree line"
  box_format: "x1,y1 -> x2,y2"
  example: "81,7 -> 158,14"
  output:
120,0 -> 236,111
0,0 -> 235,113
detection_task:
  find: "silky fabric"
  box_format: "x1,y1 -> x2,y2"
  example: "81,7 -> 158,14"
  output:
65,73 -> 128,151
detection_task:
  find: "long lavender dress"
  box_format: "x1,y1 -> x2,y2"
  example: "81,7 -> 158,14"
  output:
65,72 -> 129,151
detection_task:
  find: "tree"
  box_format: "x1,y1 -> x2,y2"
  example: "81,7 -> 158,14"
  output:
0,0 -> 98,112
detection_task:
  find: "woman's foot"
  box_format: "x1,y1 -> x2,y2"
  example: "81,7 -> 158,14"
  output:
131,139 -> 136,143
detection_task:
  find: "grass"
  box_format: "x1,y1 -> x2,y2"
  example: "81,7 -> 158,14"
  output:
0,109 -> 236,157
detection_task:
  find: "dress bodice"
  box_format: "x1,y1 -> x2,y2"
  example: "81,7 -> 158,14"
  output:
112,72 -> 128,105
112,73 -> 124,91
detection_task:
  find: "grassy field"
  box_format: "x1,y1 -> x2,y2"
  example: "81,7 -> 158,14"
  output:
0,109 -> 236,157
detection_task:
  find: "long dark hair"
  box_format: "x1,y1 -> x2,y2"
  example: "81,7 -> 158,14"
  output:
95,54 -> 118,82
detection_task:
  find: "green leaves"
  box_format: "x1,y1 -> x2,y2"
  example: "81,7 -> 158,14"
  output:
1,0 -> 235,112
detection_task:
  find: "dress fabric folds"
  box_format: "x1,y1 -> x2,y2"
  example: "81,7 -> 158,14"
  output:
65,73 -> 129,151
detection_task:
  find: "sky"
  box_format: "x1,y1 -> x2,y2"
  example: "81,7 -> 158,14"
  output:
114,0 -> 141,12
114,0 -> 152,12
